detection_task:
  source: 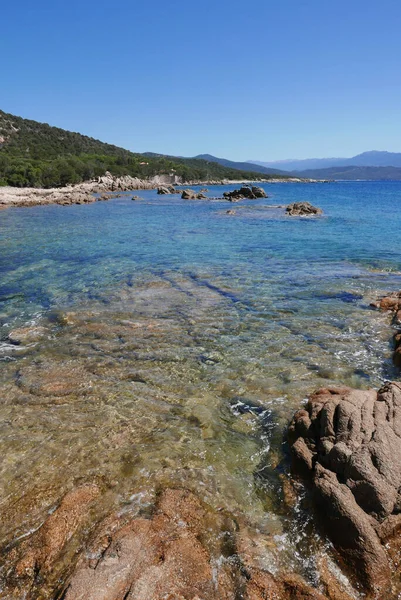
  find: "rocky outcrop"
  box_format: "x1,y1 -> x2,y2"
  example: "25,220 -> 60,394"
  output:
286,201 -> 323,216
0,172 -> 181,207
223,186 -> 268,201
181,189 -> 207,199
288,383 -> 401,598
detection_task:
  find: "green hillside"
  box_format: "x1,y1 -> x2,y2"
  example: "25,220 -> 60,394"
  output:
0,110 -> 283,187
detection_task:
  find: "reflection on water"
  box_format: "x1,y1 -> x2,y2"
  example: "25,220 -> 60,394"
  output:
0,182 -> 401,591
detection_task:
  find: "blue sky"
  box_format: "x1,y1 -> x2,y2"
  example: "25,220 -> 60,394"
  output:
2,0 -> 401,161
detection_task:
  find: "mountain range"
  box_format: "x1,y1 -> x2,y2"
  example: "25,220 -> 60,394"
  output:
247,151 -> 401,172
189,153 -> 401,180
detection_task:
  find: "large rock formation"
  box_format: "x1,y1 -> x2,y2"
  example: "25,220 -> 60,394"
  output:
288,382 -> 401,598
286,202 -> 323,216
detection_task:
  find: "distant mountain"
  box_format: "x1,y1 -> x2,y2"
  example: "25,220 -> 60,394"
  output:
193,154 -> 288,176
295,165 -> 401,180
249,151 -> 401,172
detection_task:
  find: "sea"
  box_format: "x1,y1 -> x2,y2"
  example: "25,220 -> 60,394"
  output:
1,181 -> 401,590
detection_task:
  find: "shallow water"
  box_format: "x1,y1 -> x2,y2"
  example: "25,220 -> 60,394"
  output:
1,181 -> 401,592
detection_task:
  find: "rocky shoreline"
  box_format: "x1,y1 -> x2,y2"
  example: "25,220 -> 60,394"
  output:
1,289 -> 399,599
0,172 -> 330,208
286,291 -> 401,599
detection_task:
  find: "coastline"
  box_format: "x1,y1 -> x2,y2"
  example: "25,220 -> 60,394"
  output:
0,172 -> 330,208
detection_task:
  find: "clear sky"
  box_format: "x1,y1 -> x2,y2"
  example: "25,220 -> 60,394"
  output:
2,0 -> 401,161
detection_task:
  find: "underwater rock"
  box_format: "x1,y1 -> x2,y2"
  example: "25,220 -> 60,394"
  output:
289,383 -> 401,597
285,202 -> 323,216
7,325 -> 48,345
16,360 -> 93,400
7,485 -> 100,598
371,291 -> 401,368
4,485 -> 354,600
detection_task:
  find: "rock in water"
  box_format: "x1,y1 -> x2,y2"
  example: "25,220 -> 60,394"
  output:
286,201 -> 323,216
223,185 -> 267,201
371,291 -> 401,367
288,383 -> 401,597
181,189 -> 207,199
157,185 -> 179,195
251,185 -> 268,198
5,486 -> 347,599
157,186 -> 171,194
181,188 -> 197,199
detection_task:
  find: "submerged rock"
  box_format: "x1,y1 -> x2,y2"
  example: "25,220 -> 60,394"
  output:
286,202 -> 323,216
7,325 -> 48,345
288,383 -> 401,597
371,291 -> 401,367
5,486 -> 348,600
371,291 -> 401,314
7,485 -> 100,598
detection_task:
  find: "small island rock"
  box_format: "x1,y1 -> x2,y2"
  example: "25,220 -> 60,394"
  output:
286,201 -> 323,216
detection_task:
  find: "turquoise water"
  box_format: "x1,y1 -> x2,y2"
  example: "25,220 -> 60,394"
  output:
1,181 -> 401,592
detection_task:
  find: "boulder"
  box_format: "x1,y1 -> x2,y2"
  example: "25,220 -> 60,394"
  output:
181,188 -> 197,199
251,185 -> 268,198
157,186 -> 178,195
157,186 -> 171,194
181,189 -> 207,200
286,201 -> 323,216
223,185 -> 267,201
288,383 -> 401,597
371,291 -> 401,313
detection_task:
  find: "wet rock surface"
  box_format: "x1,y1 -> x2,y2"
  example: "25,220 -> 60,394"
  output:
5,487 -> 351,600
289,383 -> 401,598
286,202 -> 323,216
6,485 -> 100,599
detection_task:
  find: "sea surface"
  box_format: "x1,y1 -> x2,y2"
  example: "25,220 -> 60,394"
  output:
1,181 -> 401,591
